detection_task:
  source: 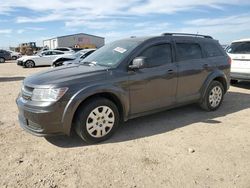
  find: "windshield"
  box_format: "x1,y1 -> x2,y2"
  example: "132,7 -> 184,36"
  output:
75,51 -> 83,58
227,42 -> 250,54
81,40 -> 140,67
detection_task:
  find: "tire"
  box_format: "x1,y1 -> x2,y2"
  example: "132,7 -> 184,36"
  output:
0,57 -> 5,63
74,97 -> 120,144
200,81 -> 224,111
230,79 -> 238,84
53,62 -> 63,67
25,60 -> 35,68
12,56 -> 17,60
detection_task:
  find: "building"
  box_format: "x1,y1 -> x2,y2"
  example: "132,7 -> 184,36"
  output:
43,33 -> 105,49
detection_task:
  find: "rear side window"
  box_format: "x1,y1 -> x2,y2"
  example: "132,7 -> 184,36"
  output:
204,43 -> 223,57
140,44 -> 172,67
227,42 -> 250,54
53,51 -> 64,55
176,43 -> 202,61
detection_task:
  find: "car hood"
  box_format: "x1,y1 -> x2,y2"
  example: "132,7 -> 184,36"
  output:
24,64 -> 108,87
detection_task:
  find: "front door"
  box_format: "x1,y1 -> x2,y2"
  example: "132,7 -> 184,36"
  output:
128,43 -> 178,115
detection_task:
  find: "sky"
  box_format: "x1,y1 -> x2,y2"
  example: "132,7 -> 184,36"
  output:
0,0 -> 250,48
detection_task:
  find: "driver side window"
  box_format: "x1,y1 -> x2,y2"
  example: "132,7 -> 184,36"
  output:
42,51 -> 52,56
139,43 -> 172,67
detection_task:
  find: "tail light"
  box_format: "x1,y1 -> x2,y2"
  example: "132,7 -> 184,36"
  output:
228,57 -> 232,65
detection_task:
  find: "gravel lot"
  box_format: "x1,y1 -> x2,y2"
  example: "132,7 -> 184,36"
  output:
0,61 -> 250,188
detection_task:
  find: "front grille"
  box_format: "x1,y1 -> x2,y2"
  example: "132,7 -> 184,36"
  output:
22,85 -> 34,100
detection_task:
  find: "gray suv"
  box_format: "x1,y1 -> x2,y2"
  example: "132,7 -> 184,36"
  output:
0,50 -> 11,63
16,33 -> 230,143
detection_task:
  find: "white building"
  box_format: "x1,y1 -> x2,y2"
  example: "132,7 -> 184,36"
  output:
43,33 -> 105,49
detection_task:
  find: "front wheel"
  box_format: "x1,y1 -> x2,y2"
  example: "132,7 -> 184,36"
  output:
74,98 -> 120,144
200,81 -> 224,111
0,57 -> 5,63
25,60 -> 35,68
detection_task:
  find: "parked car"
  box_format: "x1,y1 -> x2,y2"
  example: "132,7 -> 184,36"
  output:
54,47 -> 75,54
6,50 -> 22,60
227,38 -> 250,83
17,50 -> 66,68
16,33 -> 230,143
52,49 -> 96,67
0,50 -> 12,63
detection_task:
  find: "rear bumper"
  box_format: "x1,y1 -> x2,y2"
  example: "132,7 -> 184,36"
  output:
231,72 -> 250,81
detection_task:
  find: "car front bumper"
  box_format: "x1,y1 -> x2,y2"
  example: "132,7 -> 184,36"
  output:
16,96 -> 69,136
17,60 -> 24,66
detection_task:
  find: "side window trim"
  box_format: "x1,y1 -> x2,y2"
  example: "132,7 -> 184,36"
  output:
174,40 -> 204,61
140,42 -> 173,61
126,40 -> 174,70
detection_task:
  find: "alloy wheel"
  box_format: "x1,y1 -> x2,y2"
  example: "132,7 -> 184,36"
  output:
209,86 -> 223,108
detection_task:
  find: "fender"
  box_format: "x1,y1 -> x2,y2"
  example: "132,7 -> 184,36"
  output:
200,69 -> 228,101
61,84 -> 129,135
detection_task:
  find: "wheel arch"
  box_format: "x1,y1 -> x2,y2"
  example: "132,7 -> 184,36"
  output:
201,71 -> 229,100
61,87 -> 129,135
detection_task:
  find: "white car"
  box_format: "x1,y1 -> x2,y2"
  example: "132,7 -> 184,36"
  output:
6,50 -> 22,60
52,49 -> 96,67
17,50 -> 66,68
227,38 -> 250,83
54,47 -> 75,54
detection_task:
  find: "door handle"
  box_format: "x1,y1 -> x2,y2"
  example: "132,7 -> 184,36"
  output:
203,64 -> 209,69
167,69 -> 174,74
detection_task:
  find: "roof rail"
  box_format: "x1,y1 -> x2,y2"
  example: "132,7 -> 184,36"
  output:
162,33 -> 213,39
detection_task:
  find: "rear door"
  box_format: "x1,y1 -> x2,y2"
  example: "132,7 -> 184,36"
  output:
175,40 -> 212,102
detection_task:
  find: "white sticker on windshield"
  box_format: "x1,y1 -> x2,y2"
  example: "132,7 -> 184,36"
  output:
114,47 -> 127,53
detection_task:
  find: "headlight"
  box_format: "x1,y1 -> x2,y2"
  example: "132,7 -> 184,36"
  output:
31,87 -> 68,102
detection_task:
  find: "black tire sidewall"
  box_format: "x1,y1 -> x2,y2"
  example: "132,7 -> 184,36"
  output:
205,81 -> 224,111
75,98 -> 120,143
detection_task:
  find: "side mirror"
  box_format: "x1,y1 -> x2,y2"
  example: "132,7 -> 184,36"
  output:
129,57 -> 146,70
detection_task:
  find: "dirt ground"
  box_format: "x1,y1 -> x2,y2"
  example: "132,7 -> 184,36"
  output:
0,61 -> 250,188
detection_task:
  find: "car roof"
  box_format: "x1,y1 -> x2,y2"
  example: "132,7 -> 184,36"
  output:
43,50 -> 65,53
232,38 -> 250,43
119,34 -> 216,44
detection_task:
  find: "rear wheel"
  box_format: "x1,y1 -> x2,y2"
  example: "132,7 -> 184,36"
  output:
74,98 -> 120,143
200,81 -> 224,111
12,56 -> 17,60
25,60 -> 35,68
0,57 -> 5,63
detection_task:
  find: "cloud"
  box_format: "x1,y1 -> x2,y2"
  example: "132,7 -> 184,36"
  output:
186,14 -> 250,26
0,29 -> 12,34
129,0 -> 250,14
1,0 -> 247,24
16,27 -> 45,34
17,29 -> 25,34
